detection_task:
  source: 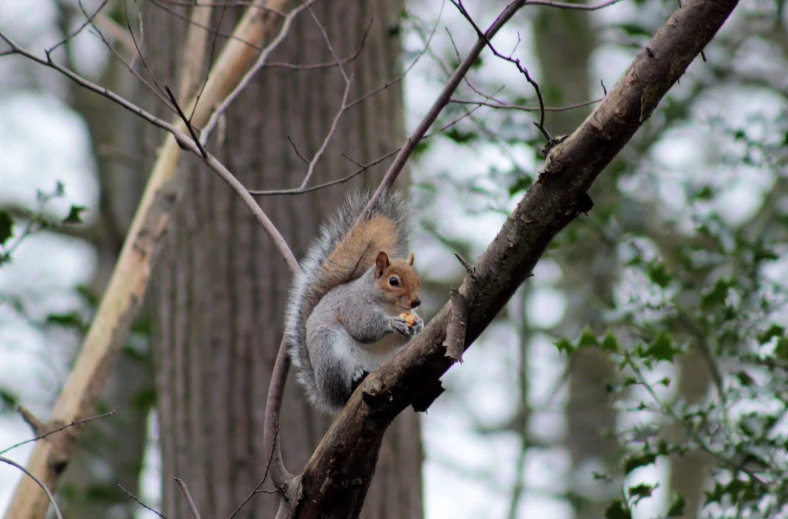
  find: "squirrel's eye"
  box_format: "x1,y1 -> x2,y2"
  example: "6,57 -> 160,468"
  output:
389,277 -> 400,287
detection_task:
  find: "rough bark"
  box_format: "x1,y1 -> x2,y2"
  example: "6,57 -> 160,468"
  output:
533,6 -> 620,517
145,1 -> 420,518
294,0 -> 739,515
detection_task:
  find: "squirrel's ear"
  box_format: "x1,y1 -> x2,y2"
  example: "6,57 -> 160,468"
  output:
407,253 -> 414,265
374,251 -> 390,278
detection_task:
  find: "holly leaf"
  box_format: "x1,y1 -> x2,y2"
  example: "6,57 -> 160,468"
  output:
0,211 -> 13,245
666,494 -> 686,517
554,338 -> 575,354
605,499 -> 632,519
701,279 -> 730,310
643,333 -> 681,363
623,452 -> 657,475
757,324 -> 784,345
63,205 -> 86,224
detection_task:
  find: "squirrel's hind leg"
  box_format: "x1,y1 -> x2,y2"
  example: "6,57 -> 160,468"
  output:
309,326 -> 363,412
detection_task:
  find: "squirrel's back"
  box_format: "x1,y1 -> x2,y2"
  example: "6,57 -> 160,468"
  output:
284,190 -> 411,407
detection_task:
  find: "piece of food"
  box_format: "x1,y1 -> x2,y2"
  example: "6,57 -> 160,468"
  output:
398,312 -> 419,327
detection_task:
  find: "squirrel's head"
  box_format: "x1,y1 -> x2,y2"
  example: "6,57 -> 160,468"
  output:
372,251 -> 422,311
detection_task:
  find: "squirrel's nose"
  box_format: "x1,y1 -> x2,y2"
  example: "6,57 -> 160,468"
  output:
410,298 -> 421,309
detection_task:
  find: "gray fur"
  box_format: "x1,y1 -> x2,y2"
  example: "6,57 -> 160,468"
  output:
284,190 -> 415,414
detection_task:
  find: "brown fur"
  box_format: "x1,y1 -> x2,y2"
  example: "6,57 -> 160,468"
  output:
372,257 -> 422,310
303,215 -> 402,317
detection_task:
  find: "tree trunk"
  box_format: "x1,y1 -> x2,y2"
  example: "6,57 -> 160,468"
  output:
533,7 -> 621,518
144,2 -> 421,518
56,21 -> 152,518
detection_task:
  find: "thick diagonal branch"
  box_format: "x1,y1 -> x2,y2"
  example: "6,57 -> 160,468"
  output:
294,0 -> 739,517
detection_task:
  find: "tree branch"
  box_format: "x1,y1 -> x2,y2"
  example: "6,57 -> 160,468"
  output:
365,0 -> 528,212
295,0 -> 739,516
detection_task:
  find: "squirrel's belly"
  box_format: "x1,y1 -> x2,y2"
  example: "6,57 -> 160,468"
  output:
355,333 -> 406,372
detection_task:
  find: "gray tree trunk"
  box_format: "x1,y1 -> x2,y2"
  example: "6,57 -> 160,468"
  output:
533,8 -> 621,518
144,2 -> 422,518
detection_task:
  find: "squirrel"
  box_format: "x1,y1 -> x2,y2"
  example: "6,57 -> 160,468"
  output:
284,191 -> 424,414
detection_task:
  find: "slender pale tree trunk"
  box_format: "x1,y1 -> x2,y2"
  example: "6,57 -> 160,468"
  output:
144,2 -> 422,518
56,27 -> 152,518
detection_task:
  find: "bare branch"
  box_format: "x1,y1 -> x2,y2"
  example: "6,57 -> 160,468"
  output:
346,7 -> 444,112
452,0 -> 550,141
119,484 -> 167,519
445,289 -> 468,363
0,407 -> 118,456
249,148 -> 399,196
0,457 -> 63,519
527,0 -> 625,10
49,0 -> 111,55
296,5 -> 353,190
149,0 -> 262,51
175,478 -> 203,519
365,0 -> 529,212
233,424 -> 282,518
449,97 -> 603,112
200,1 -> 317,145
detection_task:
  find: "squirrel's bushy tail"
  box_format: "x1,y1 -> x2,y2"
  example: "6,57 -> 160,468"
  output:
284,190 -> 410,407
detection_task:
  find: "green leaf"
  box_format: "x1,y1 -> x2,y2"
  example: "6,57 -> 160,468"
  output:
508,175 -> 532,195
647,262 -> 671,288
666,494 -> 686,517
0,388 -> 18,409
444,128 -> 476,144
578,327 -> 598,348
757,324 -> 784,344
628,483 -> 656,504
554,338 -> 575,354
623,452 -> 657,475
63,204 -> 86,224
642,333 -> 681,363
0,211 -> 13,245
604,499 -> 631,519
775,337 -> 788,361
754,246 -> 779,262
45,312 -> 84,329
701,278 -> 730,310
601,331 -> 619,353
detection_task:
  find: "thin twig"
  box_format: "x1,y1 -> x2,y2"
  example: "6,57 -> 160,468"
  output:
124,0 -> 172,104
0,407 -> 119,456
200,0 -> 317,145
526,0 -> 624,10
159,0 -> 286,16
232,424 -> 281,518
365,0 -> 529,212
119,484 -> 167,519
0,456 -> 64,519
175,478 -> 203,519
0,32 -> 299,273
345,1 -> 444,111
249,148 -> 399,196
452,0 -> 550,141
449,97 -> 603,112
49,0 -> 110,55
149,0 -> 262,50
296,5 -> 354,190
73,0 -> 174,108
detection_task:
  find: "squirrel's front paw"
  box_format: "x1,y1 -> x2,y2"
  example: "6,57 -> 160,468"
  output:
410,315 -> 424,335
388,316 -> 414,337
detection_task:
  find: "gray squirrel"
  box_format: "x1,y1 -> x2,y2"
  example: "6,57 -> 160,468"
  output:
284,191 -> 424,414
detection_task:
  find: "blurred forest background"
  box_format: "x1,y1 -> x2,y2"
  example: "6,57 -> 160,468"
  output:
0,0 -> 786,518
